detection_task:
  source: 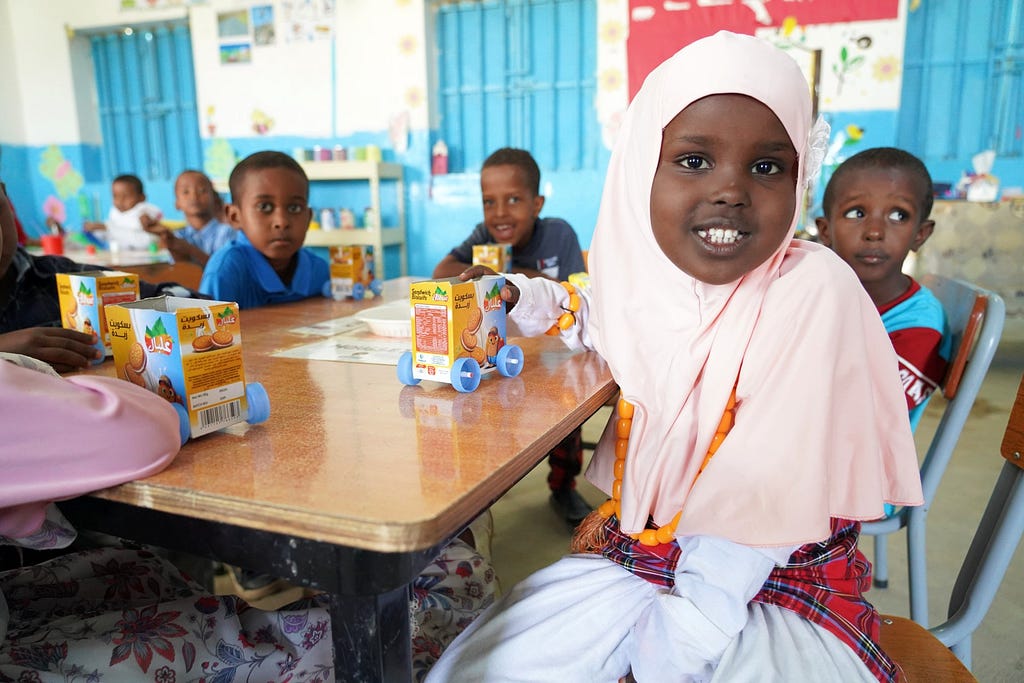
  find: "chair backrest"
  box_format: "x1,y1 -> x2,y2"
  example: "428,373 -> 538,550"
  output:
916,275 -> 1005,507
931,372 -> 1024,667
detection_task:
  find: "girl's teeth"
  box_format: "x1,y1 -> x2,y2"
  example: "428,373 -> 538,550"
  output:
697,228 -> 740,244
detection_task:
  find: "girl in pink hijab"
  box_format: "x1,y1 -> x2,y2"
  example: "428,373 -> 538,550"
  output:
426,31 -> 922,682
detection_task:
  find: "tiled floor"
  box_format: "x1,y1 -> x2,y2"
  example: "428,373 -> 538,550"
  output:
488,340 -> 1024,682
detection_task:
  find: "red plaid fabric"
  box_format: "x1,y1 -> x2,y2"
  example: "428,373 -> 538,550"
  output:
601,516 -> 895,682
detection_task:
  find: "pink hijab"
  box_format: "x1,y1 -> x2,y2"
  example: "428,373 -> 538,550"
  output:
586,31 -> 923,546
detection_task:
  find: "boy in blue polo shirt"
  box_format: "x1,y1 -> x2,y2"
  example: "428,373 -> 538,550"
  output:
200,151 -> 329,307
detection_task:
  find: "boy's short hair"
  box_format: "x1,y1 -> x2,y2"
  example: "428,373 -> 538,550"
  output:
113,174 -> 144,195
228,151 -> 309,203
482,148 -> 541,196
823,147 -> 934,219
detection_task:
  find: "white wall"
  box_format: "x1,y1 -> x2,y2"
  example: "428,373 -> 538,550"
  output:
0,0 -> 429,147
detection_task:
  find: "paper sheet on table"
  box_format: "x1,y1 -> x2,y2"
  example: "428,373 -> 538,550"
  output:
275,316 -> 407,365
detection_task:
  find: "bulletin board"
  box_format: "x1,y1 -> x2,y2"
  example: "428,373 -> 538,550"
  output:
626,0 -> 900,99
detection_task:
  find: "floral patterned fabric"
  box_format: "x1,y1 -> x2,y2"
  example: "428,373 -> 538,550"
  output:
410,538 -> 498,682
0,547 -> 333,683
0,507 -> 497,682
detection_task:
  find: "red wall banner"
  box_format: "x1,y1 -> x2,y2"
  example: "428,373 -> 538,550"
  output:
627,0 -> 900,98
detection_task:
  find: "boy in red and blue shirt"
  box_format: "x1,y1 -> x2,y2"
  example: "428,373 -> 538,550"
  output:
818,147 -> 951,438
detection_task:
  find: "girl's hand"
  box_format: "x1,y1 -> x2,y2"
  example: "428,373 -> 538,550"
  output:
457,265 -> 521,311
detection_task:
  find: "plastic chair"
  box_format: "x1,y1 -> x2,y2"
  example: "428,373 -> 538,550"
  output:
863,274 -> 1005,626
880,371 -> 1024,678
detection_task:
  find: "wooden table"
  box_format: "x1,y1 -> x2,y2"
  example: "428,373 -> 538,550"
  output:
60,281 -> 616,682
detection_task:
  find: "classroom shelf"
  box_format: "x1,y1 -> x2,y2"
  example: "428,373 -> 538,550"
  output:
299,161 -> 406,276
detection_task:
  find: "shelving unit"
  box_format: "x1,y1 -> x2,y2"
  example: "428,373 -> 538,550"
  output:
299,161 -> 406,276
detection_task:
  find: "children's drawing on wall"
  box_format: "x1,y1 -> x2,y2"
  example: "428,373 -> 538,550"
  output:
282,0 -> 335,42
252,5 -> 276,46
204,139 -> 238,187
205,105 -> 217,136
217,10 -> 250,38
120,0 -> 204,9
251,109 -> 275,135
37,146 -> 85,229
832,44 -> 865,94
219,43 -> 252,65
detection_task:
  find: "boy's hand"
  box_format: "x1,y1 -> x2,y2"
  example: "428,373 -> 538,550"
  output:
457,265 -> 521,310
82,221 -> 105,233
0,328 -> 102,372
140,215 -> 163,233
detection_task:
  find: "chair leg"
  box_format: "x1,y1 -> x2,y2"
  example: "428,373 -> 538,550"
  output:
907,508 -> 929,626
873,533 -> 889,588
951,638 -> 972,672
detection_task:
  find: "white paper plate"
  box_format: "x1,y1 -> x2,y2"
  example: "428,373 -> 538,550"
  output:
355,299 -> 411,337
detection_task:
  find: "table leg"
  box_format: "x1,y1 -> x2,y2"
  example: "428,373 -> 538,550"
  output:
330,584 -> 412,683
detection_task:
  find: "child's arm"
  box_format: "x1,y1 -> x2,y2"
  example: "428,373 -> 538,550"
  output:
889,326 -> 948,411
433,253 -> 473,278
0,327 -> 103,372
0,354 -> 181,539
458,266 -> 594,351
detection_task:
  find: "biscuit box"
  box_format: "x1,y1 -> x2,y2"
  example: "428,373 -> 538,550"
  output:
472,243 -> 513,272
56,271 -> 140,358
105,296 -> 254,438
408,275 -> 509,385
328,245 -> 377,299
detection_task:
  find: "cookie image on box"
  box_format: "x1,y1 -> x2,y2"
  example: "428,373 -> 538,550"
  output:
128,342 -> 147,374
461,327 -> 478,351
212,329 -> 234,348
192,335 -> 214,353
125,365 -> 147,387
466,306 -> 483,333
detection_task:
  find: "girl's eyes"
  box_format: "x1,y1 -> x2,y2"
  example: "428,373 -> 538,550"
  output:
675,156 -> 782,174
680,155 -> 710,170
752,160 -> 783,175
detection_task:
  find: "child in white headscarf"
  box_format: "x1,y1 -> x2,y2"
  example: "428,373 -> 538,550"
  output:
426,31 -> 922,682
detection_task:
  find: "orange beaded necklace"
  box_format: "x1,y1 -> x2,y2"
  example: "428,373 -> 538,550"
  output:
572,388 -> 738,553
545,279 -> 739,553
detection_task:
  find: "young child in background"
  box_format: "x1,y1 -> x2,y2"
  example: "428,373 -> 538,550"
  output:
432,147 -> 586,281
817,147 -> 951,431
0,351 -> 335,680
149,169 -> 236,267
0,179 -> 197,373
83,174 -> 162,250
433,147 -> 592,526
427,31 -> 923,682
199,151 -> 329,307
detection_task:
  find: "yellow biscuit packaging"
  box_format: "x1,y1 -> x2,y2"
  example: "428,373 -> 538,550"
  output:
328,245 -> 379,299
472,243 -> 513,272
56,271 -> 140,359
105,296 -> 269,439
400,275 -> 524,392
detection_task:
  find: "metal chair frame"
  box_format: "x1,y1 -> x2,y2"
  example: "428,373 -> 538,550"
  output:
881,372 -> 1024,676
863,274 -> 1005,626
